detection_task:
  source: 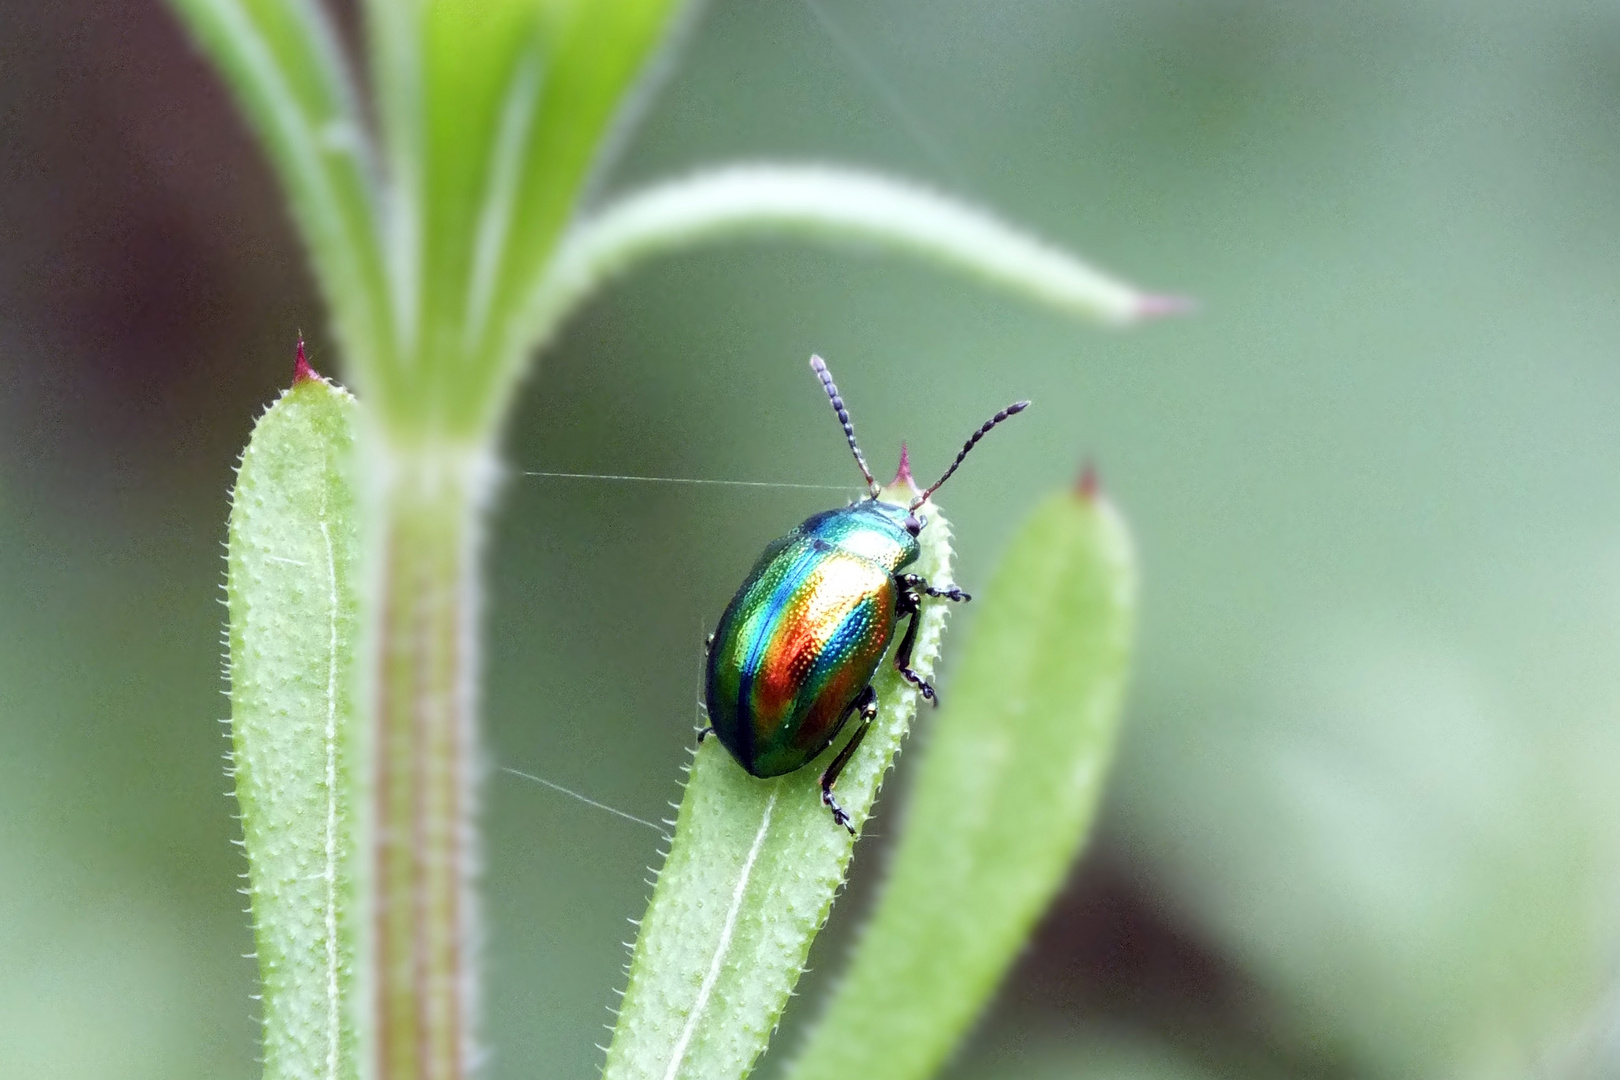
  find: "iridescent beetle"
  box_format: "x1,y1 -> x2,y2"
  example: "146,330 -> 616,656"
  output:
700,355 -> 1029,831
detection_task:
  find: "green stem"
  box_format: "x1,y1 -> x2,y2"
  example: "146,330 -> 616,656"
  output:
367,442 -> 493,1080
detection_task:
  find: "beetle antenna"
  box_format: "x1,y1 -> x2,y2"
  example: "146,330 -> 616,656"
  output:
911,400 -> 1031,508
809,354 -> 881,498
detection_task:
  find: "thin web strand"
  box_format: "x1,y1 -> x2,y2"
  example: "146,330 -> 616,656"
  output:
799,0 -> 974,193
522,470 -> 853,492
501,767 -> 666,834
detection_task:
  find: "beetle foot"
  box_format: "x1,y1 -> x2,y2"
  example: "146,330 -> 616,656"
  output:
822,788 -> 856,834
898,667 -> 938,707
696,725 -> 714,743
898,574 -> 971,603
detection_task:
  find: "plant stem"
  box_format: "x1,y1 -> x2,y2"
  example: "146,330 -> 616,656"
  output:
367,442 -> 493,1080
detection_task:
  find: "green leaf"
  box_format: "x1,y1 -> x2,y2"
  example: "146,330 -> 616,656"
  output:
164,0 -> 393,377
468,0 -> 687,360
787,483 -> 1137,1080
527,164 -> 1178,363
372,0 -> 686,438
171,0 -> 687,437
226,373 -> 362,1080
603,478 -> 956,1080
411,0 -> 550,379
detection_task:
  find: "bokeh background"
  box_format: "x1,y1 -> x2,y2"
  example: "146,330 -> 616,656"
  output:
5,1 -> 1620,1077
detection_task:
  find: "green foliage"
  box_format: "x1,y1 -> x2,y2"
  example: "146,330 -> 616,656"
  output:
604,481 -> 1140,1080
169,0 -> 687,438
603,478 -> 952,1080
23,4 -> 1620,1078
165,0 -> 1156,461
226,374 -> 361,1080
359,0 -> 683,435
788,484 -> 1136,1080
530,165 -> 1167,354
172,1 -> 1163,1076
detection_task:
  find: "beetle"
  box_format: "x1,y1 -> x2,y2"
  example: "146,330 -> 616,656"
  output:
700,354 -> 1029,832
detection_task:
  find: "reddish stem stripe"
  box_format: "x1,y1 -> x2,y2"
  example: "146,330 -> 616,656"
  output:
373,492 -> 476,1080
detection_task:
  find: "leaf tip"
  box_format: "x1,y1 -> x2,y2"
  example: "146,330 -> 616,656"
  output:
893,441 -> 912,487
292,332 -> 321,385
1135,293 -> 1198,320
1076,459 -> 1100,501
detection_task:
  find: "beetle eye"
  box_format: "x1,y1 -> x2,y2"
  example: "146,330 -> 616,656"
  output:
904,513 -> 924,535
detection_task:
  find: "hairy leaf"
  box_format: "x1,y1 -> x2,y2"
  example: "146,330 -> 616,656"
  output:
226,373 -> 362,1080
788,483 -> 1137,1080
529,164 -> 1178,363
603,478 -> 954,1080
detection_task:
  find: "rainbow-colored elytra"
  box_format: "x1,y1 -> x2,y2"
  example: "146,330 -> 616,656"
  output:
705,503 -> 918,778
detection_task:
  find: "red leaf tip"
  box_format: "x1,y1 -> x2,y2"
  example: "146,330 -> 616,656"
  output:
292,333 -> 320,385
1077,459 -> 1100,500
1136,294 -> 1198,320
892,441 -> 913,487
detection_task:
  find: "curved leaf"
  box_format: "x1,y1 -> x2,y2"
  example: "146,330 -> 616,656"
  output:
522,163 -> 1182,368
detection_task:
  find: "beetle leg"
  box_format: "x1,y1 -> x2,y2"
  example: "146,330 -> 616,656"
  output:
893,589 -> 939,706
697,635 -> 715,740
820,685 -> 878,834
898,573 -> 970,603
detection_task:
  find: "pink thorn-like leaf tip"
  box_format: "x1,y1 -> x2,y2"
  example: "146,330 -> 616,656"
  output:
292,333 -> 319,384
892,442 -> 913,486
1077,460 -> 1100,500
1136,294 -> 1198,319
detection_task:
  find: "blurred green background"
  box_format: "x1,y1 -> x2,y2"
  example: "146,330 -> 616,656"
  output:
4,1 -> 1620,1078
